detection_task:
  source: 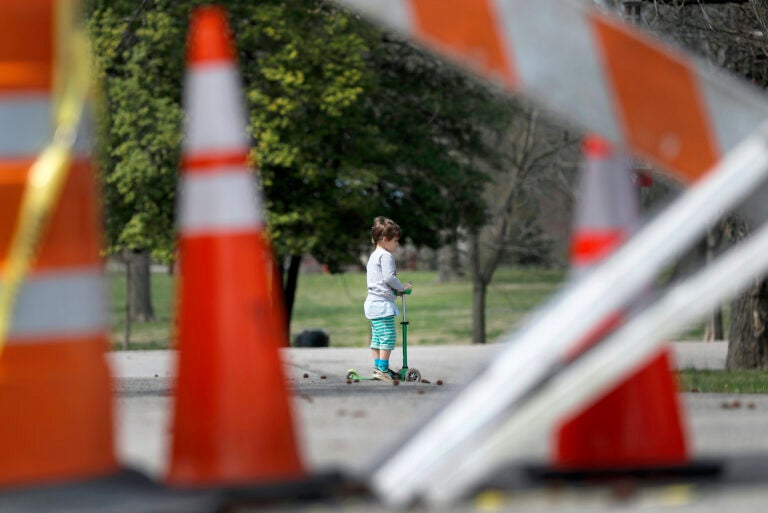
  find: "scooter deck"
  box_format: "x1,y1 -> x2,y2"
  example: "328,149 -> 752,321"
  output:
346,368 -> 389,381
346,369 -> 374,381
346,368 -> 419,382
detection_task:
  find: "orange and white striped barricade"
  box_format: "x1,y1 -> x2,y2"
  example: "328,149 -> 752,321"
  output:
335,0 -> 768,184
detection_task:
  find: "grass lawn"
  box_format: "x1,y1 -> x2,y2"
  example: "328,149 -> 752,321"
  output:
109,267 -> 768,394
107,267 -> 564,349
108,271 -> 176,350
678,369 -> 768,394
291,267 -> 564,347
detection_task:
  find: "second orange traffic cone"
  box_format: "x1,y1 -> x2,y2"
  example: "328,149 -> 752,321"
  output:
554,135 -> 689,469
167,6 -> 303,486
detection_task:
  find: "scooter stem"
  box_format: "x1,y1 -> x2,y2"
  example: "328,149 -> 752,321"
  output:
401,293 -> 409,369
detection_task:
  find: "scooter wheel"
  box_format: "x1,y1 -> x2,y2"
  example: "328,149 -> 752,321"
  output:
346,369 -> 358,380
406,368 -> 421,382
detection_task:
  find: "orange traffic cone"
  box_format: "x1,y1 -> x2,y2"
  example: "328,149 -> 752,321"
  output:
555,135 -> 688,469
0,0 -> 116,487
167,5 -> 304,486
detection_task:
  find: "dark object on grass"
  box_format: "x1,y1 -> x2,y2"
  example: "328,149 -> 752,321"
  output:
294,329 -> 329,347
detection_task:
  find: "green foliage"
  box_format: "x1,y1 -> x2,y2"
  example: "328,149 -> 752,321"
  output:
87,0 -> 186,262
233,1 -> 381,268
85,0 -> 516,271
361,37 -> 508,250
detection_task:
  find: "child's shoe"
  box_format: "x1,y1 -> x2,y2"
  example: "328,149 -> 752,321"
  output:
373,367 -> 391,381
373,367 -> 400,381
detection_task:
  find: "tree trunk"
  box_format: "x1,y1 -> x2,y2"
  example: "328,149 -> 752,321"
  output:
704,227 -> 724,341
704,309 -> 724,341
472,279 -> 487,344
123,252 -> 131,350
467,231 -> 488,344
126,249 -> 156,322
283,254 -> 301,329
726,279 -> 768,369
437,241 -> 464,283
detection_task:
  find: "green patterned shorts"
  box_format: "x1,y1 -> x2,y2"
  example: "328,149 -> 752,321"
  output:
370,316 -> 396,350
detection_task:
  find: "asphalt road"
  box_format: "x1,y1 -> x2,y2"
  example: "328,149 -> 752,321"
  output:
103,342 -> 768,512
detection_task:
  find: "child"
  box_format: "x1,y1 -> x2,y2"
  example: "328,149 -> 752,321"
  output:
364,216 -> 413,381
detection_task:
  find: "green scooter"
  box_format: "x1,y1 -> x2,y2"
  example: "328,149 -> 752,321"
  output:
347,285 -> 421,382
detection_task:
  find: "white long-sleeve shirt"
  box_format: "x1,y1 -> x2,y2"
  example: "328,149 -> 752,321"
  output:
363,246 -> 404,319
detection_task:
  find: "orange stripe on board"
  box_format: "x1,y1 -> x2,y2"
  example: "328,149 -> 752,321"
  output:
0,0 -> 53,92
410,0 -> 518,88
0,159 -> 102,270
183,151 -> 250,173
591,15 -> 720,182
570,229 -> 626,267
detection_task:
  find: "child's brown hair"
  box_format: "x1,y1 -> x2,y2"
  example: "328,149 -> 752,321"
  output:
371,216 -> 401,244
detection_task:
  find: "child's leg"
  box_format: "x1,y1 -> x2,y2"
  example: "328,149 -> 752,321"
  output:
371,316 -> 396,371
370,319 -> 382,369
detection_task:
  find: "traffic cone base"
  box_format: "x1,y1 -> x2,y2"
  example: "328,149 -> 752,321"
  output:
171,234 -> 302,484
556,348 -> 687,468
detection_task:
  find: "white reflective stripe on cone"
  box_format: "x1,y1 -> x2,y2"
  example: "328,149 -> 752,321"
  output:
4,269 -> 107,341
183,65 -> 249,154
178,171 -> 263,235
0,95 -> 51,157
575,153 -> 638,231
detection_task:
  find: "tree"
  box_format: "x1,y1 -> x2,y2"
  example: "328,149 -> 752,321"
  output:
232,1 -> 379,320
87,1 -> 188,347
86,0 -> 509,331
637,0 -> 768,367
235,7 -> 507,321
466,103 -> 579,344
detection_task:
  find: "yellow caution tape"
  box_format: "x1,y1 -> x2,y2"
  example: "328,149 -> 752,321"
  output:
474,489 -> 506,511
0,0 -> 91,356
659,484 -> 694,505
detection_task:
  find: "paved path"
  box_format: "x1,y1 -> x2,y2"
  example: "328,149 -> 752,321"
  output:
111,342 -> 732,477
102,341 -> 768,513
108,341 -> 729,379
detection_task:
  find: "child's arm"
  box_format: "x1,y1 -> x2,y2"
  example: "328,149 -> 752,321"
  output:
381,252 -> 405,292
